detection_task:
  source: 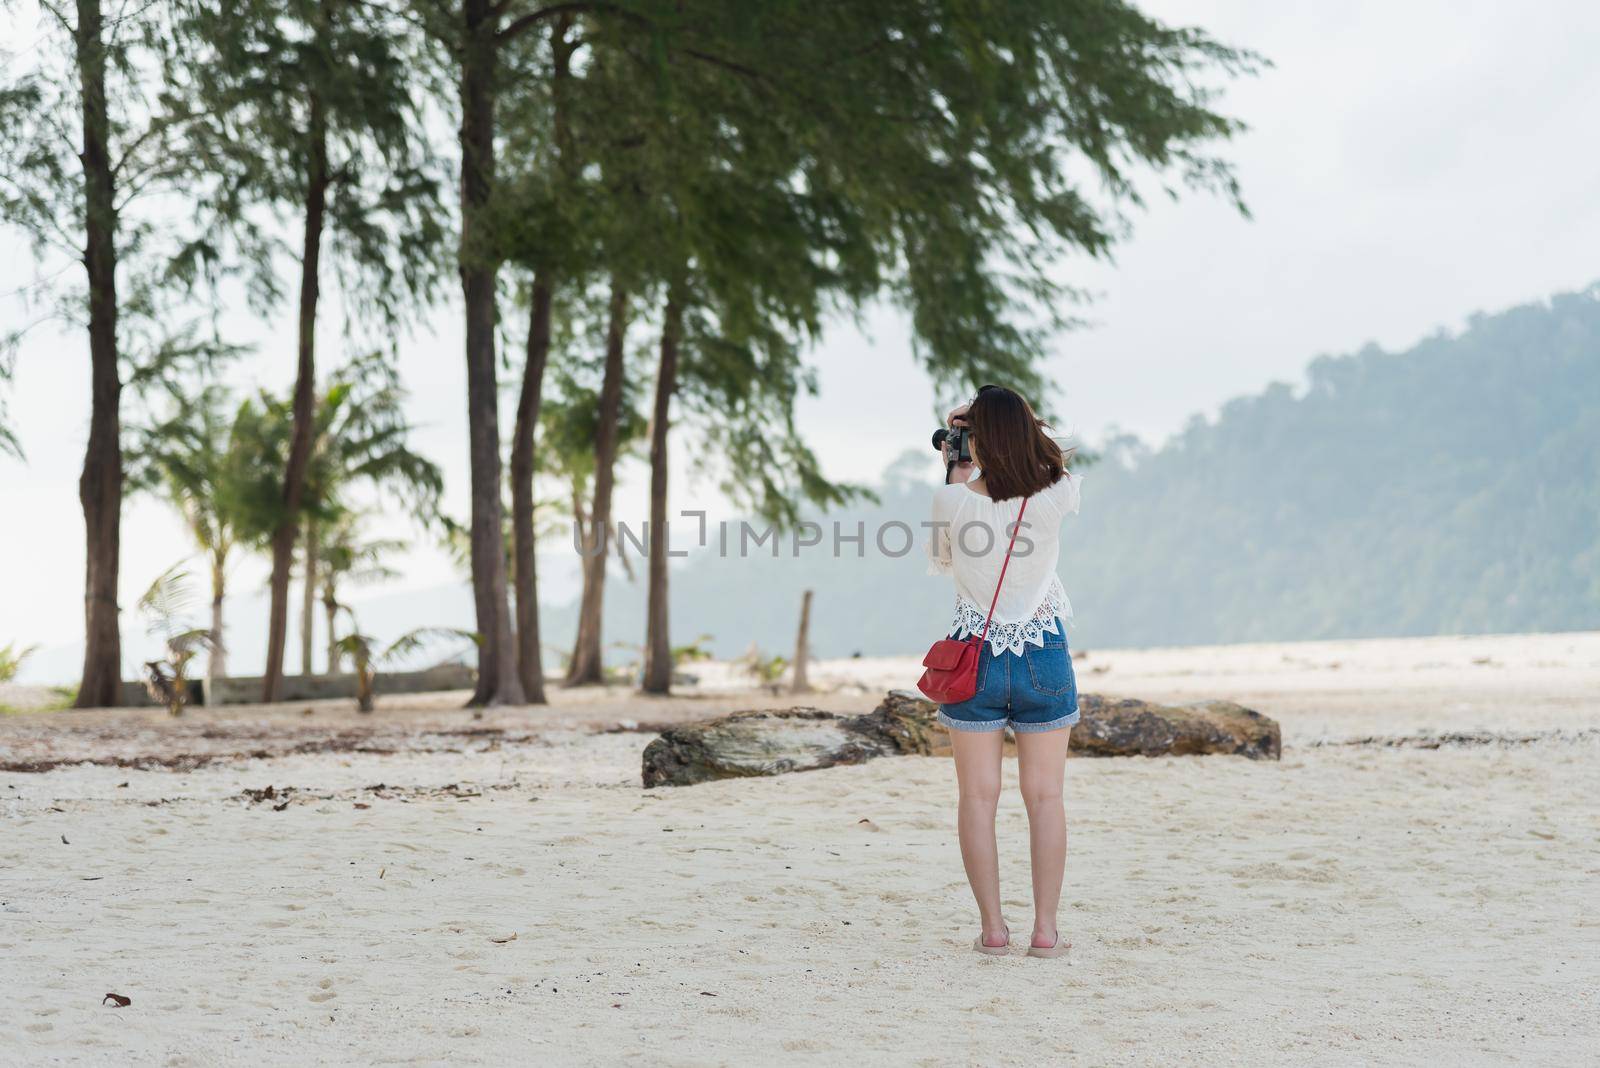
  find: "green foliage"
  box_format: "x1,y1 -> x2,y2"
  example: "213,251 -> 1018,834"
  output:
136,565 -> 214,715
0,641 -> 38,684
0,350 -> 17,459
538,348 -> 649,507
319,514 -> 405,593
1065,285 -> 1600,645
331,625 -> 476,673
383,626 -> 479,664
0,0 -> 241,452
225,352 -> 444,543
319,511 -> 407,672
0,683 -> 77,716
126,382 -> 254,559
552,14 -> 887,524
138,565 -> 197,640
577,634 -> 713,682
167,0 -> 448,325
672,635 -> 716,667
474,0 -> 1257,525
2,0 -> 1262,687
333,617 -> 479,712
739,645 -> 789,691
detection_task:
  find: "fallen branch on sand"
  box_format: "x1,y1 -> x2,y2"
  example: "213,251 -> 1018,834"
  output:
641,690 -> 1281,787
0,727 -> 539,774
1308,728 -> 1600,750
235,781 -> 514,808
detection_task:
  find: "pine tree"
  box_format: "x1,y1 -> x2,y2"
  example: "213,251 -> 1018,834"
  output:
171,0 -> 446,701
0,0 -> 238,705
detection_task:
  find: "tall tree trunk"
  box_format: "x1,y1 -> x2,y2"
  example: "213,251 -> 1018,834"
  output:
460,0 -> 524,706
640,292 -> 684,694
323,581 -> 340,673
565,282 -> 628,686
510,276 -> 552,703
72,0 -> 123,708
300,516 -> 317,675
506,16 -> 573,705
207,553 -> 227,685
262,90 -> 328,702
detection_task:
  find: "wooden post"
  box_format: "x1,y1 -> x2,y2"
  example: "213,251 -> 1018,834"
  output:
790,589 -> 814,694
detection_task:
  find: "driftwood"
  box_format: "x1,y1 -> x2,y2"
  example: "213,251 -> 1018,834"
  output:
641,689 -> 1280,787
1071,694 -> 1281,760
639,696 -> 936,789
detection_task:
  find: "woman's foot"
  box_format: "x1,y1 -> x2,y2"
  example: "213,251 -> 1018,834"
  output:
1027,929 -> 1071,958
972,924 -> 1010,955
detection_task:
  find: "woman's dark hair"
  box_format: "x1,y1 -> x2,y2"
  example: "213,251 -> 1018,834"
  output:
966,384 -> 1067,501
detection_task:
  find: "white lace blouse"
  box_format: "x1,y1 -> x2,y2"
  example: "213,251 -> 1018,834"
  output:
925,472 -> 1082,656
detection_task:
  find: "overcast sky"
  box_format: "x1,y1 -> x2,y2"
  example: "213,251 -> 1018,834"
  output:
4,0 -> 1599,678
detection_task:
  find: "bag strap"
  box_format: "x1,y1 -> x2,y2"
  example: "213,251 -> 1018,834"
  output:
976,497 -> 1028,646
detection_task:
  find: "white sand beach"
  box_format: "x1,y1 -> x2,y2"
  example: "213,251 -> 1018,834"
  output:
3,631 -> 1598,1065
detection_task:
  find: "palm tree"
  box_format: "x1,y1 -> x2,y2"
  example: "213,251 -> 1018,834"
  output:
128,386 -> 253,684
299,358 -> 441,677
228,353 -> 443,693
136,565 -> 214,716
317,513 -> 404,674
539,364 -> 646,686
331,614 -> 477,713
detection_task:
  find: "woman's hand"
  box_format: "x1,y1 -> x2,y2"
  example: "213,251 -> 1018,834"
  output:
944,403 -> 975,484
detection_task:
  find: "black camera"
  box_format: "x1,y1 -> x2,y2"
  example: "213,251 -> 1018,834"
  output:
932,425 -> 972,465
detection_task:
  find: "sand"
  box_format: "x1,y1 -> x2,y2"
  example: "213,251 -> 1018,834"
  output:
2,631 -> 1597,1066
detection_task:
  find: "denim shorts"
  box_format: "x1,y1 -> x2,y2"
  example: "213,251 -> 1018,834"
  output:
937,620 -> 1080,734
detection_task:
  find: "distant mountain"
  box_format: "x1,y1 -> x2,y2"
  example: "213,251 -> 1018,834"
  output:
1068,284 -> 1600,645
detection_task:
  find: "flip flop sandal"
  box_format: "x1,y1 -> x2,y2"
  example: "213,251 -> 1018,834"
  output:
1027,933 -> 1072,958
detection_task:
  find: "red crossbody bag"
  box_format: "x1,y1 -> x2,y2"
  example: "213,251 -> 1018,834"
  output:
917,497 -> 1028,704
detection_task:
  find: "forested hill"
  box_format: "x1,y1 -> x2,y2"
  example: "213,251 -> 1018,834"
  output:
574,284 -> 1600,658
1064,285 -> 1600,647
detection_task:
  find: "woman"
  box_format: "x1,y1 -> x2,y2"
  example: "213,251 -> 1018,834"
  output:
926,385 -> 1081,958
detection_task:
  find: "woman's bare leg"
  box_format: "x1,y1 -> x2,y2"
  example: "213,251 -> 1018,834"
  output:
949,728 -> 1007,946
1015,727 -> 1072,948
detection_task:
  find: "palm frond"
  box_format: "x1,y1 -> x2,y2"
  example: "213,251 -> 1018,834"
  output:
138,564 -> 196,639
347,564 -> 402,587
333,632 -> 376,661
381,627 -> 480,666
167,628 -> 215,656
0,641 -> 39,684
